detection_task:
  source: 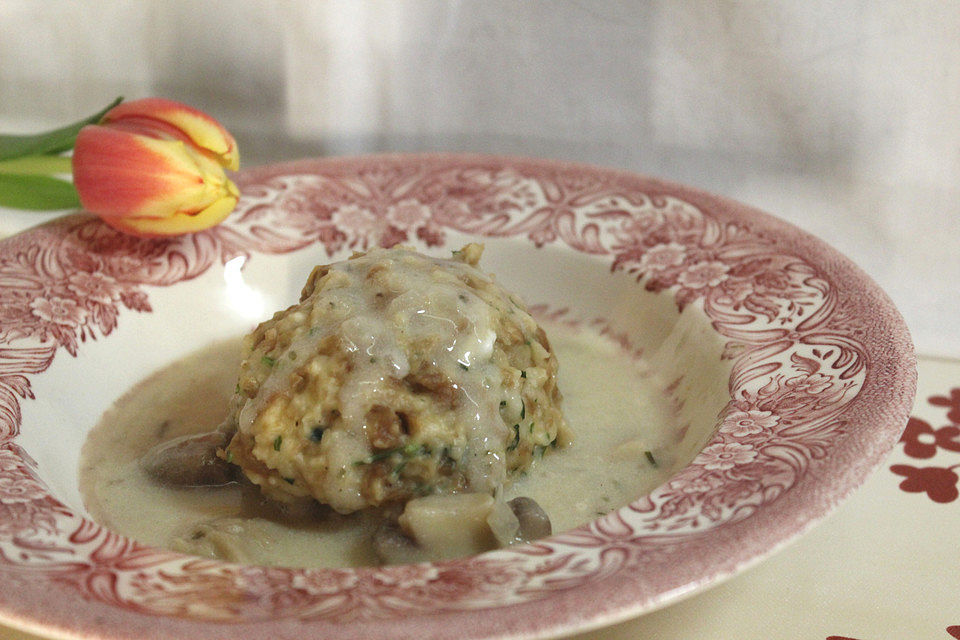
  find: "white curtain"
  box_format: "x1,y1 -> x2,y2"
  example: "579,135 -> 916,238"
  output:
1,0 -> 958,356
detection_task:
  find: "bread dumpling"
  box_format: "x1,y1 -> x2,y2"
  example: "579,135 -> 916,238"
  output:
220,244 -> 570,514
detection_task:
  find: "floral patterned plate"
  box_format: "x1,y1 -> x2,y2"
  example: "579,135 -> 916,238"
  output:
0,155 -> 915,640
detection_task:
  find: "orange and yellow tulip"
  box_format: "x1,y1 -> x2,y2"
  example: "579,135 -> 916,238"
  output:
72,98 -> 239,237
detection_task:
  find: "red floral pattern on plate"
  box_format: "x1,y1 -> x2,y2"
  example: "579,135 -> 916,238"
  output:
0,155 -> 915,640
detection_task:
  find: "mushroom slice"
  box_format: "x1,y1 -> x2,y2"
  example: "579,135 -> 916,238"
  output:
372,521 -> 431,565
508,496 -> 552,541
488,496 -> 552,546
169,517 -> 271,563
141,431 -> 235,487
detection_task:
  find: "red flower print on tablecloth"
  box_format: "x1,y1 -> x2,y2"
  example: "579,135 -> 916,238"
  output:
890,464 -> 960,503
929,388 -> 960,424
891,387 -> 960,504
828,627 -> 960,639
900,417 -> 960,459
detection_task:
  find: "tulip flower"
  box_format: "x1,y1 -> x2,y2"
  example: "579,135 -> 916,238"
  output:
72,98 -> 240,236
0,97 -> 239,237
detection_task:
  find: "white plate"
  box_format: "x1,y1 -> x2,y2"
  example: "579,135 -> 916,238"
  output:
0,155 -> 915,639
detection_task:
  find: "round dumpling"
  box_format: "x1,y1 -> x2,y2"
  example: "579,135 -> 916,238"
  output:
221,244 -> 570,513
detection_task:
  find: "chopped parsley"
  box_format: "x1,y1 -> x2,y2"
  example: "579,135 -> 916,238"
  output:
507,424 -> 520,451
645,450 -> 658,467
273,435 -> 283,451
356,442 -> 429,466
261,355 -> 277,367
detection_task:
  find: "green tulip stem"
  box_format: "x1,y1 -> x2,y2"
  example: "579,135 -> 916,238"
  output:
0,154 -> 73,176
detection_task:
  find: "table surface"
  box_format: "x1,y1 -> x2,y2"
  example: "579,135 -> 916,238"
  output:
0,354 -> 951,640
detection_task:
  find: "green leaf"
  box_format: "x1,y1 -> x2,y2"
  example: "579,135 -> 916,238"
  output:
0,96 -> 122,162
0,174 -> 80,210
0,154 -> 73,176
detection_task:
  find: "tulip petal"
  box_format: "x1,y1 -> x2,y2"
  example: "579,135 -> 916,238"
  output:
73,126 -> 237,219
101,191 -> 238,237
102,98 -> 239,171
71,97 -> 240,237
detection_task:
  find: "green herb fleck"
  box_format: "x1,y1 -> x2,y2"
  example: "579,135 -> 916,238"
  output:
273,435 -> 283,451
644,450 -> 658,467
261,355 -> 277,367
283,477 -> 295,484
440,446 -> 454,465
355,442 -> 428,466
520,399 -> 526,420
414,483 -> 432,496
310,427 -> 325,442
520,370 -> 527,379
225,450 -> 234,464
458,362 -> 469,371
507,424 -> 520,451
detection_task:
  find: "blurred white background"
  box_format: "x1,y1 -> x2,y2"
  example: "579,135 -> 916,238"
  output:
0,0 -> 957,357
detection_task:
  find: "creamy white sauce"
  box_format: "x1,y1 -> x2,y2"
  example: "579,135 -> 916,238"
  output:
79,321 -> 681,569
238,249 -> 517,503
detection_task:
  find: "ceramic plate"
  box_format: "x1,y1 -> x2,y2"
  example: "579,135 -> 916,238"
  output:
0,155 -> 915,639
